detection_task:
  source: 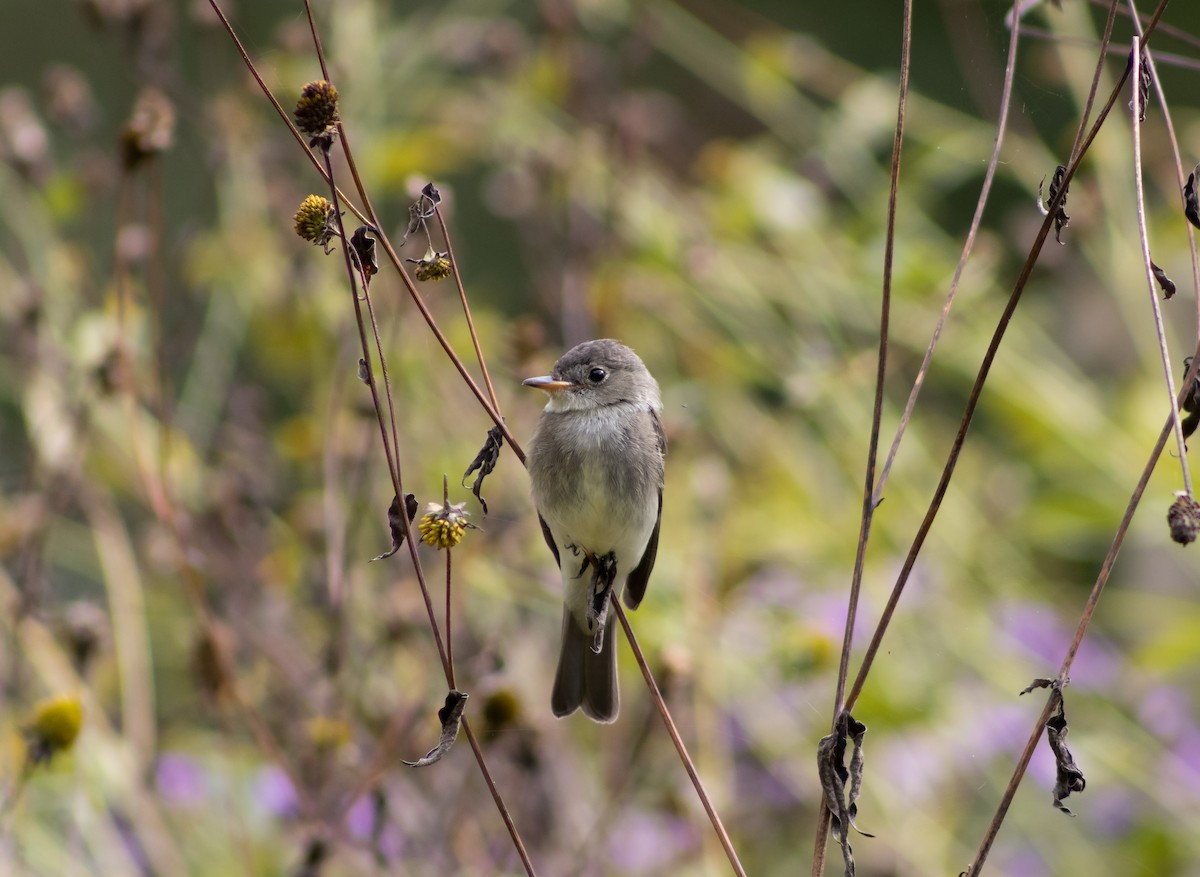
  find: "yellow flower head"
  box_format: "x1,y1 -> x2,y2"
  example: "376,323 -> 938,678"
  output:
419,499 -> 472,549
408,249 -> 452,282
293,194 -> 337,248
25,695 -> 83,764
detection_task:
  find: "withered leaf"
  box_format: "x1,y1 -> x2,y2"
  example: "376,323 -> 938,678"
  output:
421,182 -> 442,205
349,225 -> 379,282
1181,357 -> 1200,442
1019,677 -> 1056,696
1184,167 -> 1200,230
1046,696 -> 1086,815
1038,165 -> 1070,244
371,493 -> 418,561
462,425 -> 504,515
403,690 -> 468,767
817,711 -> 873,877
1151,261 -> 1176,299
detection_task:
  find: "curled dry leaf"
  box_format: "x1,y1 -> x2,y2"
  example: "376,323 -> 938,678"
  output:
1150,261 -> 1176,300
1037,165 -> 1070,244
1184,166 -> 1200,230
1180,357 -> 1200,443
349,225 -> 379,282
371,493 -> 418,561
403,690 -> 469,767
817,711 -> 873,877
462,425 -> 504,515
1046,696 -> 1086,815
1019,677 -> 1056,696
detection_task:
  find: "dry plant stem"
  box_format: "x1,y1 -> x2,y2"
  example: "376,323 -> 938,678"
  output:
874,0 -> 1023,501
211,0 -> 524,459
317,146 -> 538,877
1130,39 -> 1192,495
815,1 -> 912,872
1067,0 -> 1121,167
435,205 -> 503,414
612,599 -> 747,877
967,399 -> 1180,875
205,1 -> 366,224
446,549 -> 455,689
843,0 -> 1167,717
1126,0 -> 1200,337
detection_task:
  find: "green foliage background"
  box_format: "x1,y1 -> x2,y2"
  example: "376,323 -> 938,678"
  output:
3,1 -> 1200,875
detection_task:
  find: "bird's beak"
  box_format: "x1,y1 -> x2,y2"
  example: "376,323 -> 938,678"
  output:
523,376 -> 572,393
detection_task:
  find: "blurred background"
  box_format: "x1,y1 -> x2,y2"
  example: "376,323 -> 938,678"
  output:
3,0 -> 1200,874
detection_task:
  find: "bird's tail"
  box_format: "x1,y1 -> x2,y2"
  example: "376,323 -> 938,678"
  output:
551,607 -> 618,723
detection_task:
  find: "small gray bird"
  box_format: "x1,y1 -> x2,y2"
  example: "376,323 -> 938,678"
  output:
524,339 -> 666,722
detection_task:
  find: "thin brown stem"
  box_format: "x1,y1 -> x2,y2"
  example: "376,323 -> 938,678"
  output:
875,0 -> 1023,500
435,205 -> 502,414
966,386 -> 1182,874
1129,38 -> 1192,495
845,0 -> 1166,714
446,548 -> 455,690
612,600 -> 747,877
205,0 -> 367,225
816,1 -> 912,871
1125,0 -> 1200,339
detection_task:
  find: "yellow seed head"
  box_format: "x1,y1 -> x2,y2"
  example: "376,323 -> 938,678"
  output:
412,250 -> 452,282
294,194 -> 336,247
419,500 -> 471,549
25,695 -> 83,764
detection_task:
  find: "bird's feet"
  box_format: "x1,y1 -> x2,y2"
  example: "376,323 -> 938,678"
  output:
587,552 -> 618,653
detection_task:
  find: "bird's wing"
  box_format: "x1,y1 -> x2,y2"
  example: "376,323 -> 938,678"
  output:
623,489 -> 660,610
623,408 -> 666,610
539,512 -> 561,569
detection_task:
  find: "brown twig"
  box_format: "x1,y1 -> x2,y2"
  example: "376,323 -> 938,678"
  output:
1129,37 -> 1192,495
435,205 -> 503,415
843,0 -> 1152,719
814,0 -> 912,871
612,599 -> 747,877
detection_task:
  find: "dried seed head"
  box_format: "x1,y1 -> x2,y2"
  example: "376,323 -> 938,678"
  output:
408,249 -> 452,282
293,80 -> 340,138
293,194 -> 337,248
24,695 -> 83,764
1168,493 -> 1200,546
120,86 -> 174,169
419,499 -> 472,549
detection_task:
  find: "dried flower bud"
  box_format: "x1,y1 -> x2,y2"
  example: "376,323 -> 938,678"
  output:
407,249 -> 452,282
120,86 -> 174,169
293,194 -> 337,248
192,623 -> 236,701
419,499 -> 473,549
1168,494 -> 1200,546
293,80 -> 340,138
24,695 -> 83,764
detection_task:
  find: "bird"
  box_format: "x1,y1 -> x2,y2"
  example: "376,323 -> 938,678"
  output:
524,339 -> 666,722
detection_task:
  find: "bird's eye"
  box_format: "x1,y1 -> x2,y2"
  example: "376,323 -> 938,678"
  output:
587,367 -> 607,384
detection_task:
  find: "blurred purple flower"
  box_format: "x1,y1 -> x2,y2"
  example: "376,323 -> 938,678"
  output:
607,809 -> 698,874
998,602 -> 1119,688
156,753 -> 206,808
253,765 -> 299,818
1087,787 -> 1137,837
